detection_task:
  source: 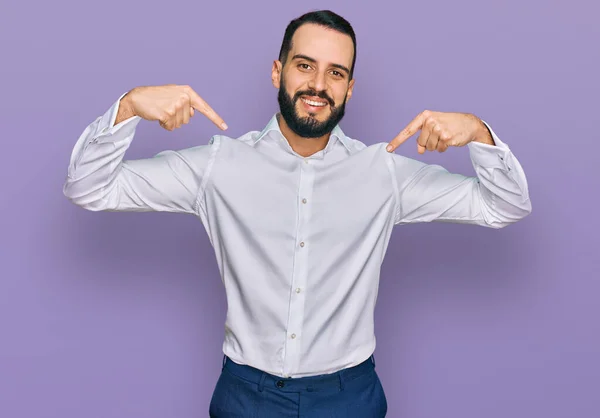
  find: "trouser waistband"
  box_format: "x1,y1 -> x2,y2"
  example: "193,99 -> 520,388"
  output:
221,355 -> 376,393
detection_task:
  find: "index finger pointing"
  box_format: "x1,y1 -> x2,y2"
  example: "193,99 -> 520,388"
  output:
386,112 -> 427,152
186,88 -> 228,130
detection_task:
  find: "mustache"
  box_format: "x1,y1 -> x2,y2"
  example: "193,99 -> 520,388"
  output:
293,90 -> 335,107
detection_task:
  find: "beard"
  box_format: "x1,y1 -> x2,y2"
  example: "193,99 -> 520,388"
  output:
277,73 -> 347,138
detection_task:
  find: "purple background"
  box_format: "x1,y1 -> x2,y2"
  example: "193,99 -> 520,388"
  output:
1,0 -> 598,417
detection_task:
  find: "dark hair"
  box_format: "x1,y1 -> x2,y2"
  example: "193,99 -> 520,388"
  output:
278,10 -> 357,79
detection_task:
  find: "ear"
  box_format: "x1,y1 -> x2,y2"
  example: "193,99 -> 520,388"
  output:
271,60 -> 283,89
345,78 -> 356,102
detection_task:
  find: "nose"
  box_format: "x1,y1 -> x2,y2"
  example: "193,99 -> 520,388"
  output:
307,70 -> 327,93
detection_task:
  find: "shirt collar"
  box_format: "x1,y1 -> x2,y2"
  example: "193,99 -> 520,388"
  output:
253,113 -> 353,154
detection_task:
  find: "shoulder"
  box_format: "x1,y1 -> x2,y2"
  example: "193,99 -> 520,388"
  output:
342,135 -> 390,157
343,136 -> 369,153
208,129 -> 261,148
163,129 -> 258,164
345,138 -> 430,177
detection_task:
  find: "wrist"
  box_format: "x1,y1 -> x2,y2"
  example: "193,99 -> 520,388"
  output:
472,117 -> 495,146
115,91 -> 137,126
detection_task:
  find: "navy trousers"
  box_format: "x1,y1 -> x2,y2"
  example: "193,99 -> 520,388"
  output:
209,355 -> 387,417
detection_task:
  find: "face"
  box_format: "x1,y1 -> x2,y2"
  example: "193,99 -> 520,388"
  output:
273,23 -> 355,138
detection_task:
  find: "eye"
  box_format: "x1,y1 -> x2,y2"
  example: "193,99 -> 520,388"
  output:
298,63 -> 312,70
330,70 -> 344,78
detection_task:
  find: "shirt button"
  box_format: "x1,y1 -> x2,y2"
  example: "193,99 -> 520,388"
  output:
291,333 -> 296,339
299,242 -> 305,247
276,380 -> 285,388
302,198 -> 307,204
304,159 -> 309,164
295,288 -> 301,293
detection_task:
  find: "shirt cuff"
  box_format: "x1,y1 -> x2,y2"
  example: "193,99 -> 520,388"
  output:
467,120 -> 513,171
93,91 -> 142,140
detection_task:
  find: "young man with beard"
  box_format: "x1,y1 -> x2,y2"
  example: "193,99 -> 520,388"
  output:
63,9 -> 531,417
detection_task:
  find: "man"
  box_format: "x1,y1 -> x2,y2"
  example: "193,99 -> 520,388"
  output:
63,9 -> 531,418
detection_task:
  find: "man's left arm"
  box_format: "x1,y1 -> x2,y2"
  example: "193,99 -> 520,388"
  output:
386,110 -> 532,228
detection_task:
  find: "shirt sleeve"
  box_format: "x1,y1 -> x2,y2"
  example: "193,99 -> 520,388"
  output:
388,121 -> 532,228
62,93 -> 219,215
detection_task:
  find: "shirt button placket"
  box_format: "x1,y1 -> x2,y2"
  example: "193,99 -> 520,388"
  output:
282,157 -> 313,377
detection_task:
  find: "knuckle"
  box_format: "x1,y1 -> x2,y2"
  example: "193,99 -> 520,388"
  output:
422,109 -> 431,117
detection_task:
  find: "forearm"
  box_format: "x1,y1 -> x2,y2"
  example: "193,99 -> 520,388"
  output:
466,127 -> 532,227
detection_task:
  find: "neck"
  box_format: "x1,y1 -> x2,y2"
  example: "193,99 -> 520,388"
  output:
277,113 -> 331,158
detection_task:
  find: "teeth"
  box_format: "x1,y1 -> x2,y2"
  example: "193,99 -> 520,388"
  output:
302,98 -> 327,107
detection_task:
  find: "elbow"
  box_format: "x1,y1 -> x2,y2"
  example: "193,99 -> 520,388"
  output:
62,178 -> 80,206
488,197 -> 532,229
62,177 -> 109,212
511,195 -> 533,225
62,180 -> 88,210
522,197 -> 533,218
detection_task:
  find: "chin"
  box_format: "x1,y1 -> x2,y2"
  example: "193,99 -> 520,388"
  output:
297,106 -> 330,120
305,112 -> 328,121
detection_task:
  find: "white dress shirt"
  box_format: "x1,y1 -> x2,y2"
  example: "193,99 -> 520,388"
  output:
63,93 -> 532,378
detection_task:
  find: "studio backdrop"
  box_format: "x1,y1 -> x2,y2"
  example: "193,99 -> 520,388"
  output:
0,0 -> 598,417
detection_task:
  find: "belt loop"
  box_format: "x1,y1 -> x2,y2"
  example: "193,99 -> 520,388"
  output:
371,354 -> 376,368
338,371 -> 345,391
258,373 -> 267,392
222,355 -> 227,371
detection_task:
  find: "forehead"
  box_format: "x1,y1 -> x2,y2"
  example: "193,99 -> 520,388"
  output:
290,23 -> 354,68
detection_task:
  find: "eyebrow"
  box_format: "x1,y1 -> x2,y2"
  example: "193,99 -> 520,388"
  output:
291,54 -> 350,75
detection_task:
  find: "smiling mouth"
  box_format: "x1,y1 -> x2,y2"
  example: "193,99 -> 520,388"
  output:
300,96 -> 329,107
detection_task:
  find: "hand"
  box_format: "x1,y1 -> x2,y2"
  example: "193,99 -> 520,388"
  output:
386,110 -> 493,154
117,84 -> 228,131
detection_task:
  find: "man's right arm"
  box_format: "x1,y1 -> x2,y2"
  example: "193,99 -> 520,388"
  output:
62,85 -> 227,214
